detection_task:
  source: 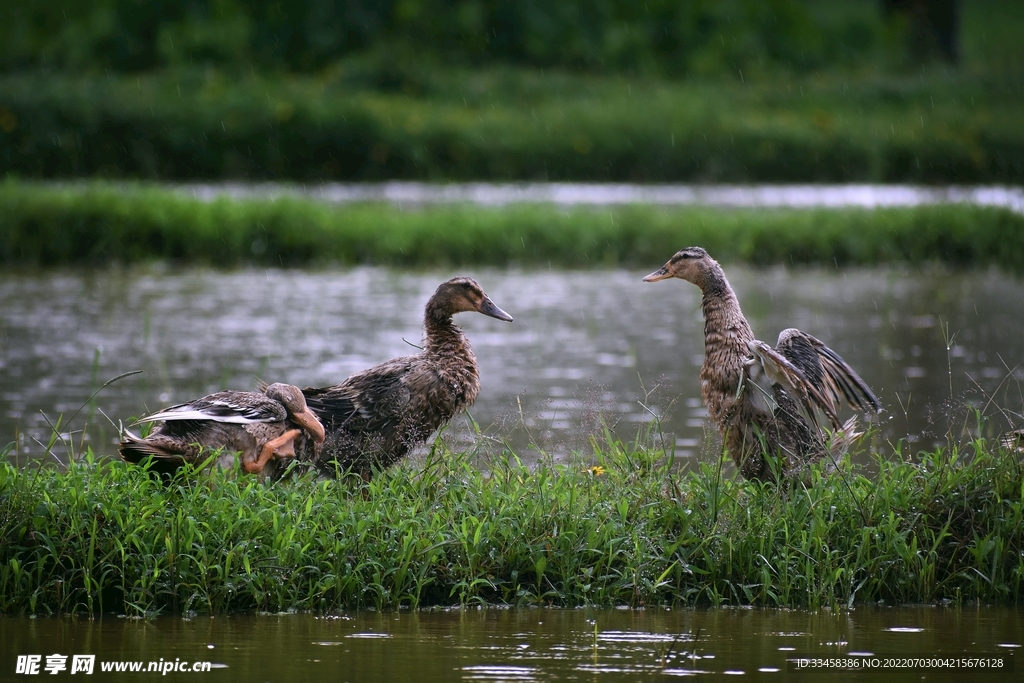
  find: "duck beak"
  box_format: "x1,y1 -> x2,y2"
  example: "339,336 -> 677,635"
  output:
479,297 -> 513,322
643,266 -> 671,282
291,409 -> 326,445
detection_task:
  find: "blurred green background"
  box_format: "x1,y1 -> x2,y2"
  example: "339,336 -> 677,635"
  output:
0,0 -> 1021,181
0,0 -> 994,74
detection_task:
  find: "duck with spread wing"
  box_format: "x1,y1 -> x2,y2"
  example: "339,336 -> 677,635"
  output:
644,246 -> 882,481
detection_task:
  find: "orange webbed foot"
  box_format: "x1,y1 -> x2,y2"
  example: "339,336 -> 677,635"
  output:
244,428 -> 302,474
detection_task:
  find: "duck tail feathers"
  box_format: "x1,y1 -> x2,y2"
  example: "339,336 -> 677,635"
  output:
118,428 -> 182,464
826,416 -> 864,457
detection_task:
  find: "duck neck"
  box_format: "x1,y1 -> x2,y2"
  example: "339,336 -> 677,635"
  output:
699,262 -> 754,351
423,310 -> 472,359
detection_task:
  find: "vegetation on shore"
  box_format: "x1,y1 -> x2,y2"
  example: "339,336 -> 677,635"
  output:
1,431 -> 1022,615
2,181 -> 1023,272
2,62 -> 1021,184
2,2 -> 1020,184
0,0 -> 934,75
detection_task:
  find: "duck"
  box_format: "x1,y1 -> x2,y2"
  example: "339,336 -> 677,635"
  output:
294,276 -> 513,479
1001,429 -> 1024,453
119,382 -> 326,475
643,246 -> 881,481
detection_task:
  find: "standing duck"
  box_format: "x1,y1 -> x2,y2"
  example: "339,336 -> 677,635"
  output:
119,383 -> 325,475
297,276 -> 512,478
644,247 -> 881,481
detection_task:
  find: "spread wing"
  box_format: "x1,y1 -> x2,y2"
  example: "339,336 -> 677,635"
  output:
747,339 -> 839,430
137,390 -> 287,425
775,329 -> 882,415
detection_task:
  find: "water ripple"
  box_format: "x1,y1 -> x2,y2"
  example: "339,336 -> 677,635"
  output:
461,665 -> 539,681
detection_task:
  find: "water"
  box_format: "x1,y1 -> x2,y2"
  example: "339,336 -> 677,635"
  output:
2,266 -> 1023,468
2,607 -> 1021,681
175,181 -> 1024,214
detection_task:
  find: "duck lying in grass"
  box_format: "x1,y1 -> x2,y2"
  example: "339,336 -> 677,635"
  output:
644,246 -> 881,481
295,276 -> 513,479
119,383 -> 325,475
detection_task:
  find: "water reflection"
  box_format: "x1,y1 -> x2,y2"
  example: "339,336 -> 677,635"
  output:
1,266 -> 1022,469
1,607 -> 1020,681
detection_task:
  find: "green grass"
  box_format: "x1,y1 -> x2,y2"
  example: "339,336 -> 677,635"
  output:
1,2 -> 1021,183
5,1 -> 1023,75
0,57 -> 1021,183
2,429 -> 1023,616
2,181 -> 1024,272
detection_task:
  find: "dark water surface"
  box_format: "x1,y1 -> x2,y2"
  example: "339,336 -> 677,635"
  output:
2,607 -> 1022,681
2,267 -> 1023,469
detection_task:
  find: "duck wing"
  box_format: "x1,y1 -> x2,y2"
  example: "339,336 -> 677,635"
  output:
138,390 -> 287,424
775,329 -> 882,415
303,357 -> 414,435
747,339 -> 839,431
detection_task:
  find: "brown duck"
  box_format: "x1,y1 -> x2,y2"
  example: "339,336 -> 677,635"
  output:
119,383 -> 325,475
298,276 -> 513,478
644,247 -> 881,480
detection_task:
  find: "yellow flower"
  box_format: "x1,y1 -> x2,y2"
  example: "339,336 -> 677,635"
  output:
587,465 -> 606,476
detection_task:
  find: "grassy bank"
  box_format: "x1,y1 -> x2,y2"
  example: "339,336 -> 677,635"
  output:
1,434 -> 1022,615
1,62 -> 1021,184
2,181 -> 1024,272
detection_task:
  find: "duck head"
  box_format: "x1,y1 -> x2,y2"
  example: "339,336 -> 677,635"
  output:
643,246 -> 715,287
264,382 -> 326,444
427,276 -> 514,323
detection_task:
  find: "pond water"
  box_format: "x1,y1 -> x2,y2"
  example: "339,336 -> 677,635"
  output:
2,266 -> 1023,470
176,181 -> 1024,214
2,607 -> 1021,681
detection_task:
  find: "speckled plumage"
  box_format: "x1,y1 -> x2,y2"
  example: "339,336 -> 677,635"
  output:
645,247 -> 881,481
119,383 -> 325,475
295,277 -> 513,478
